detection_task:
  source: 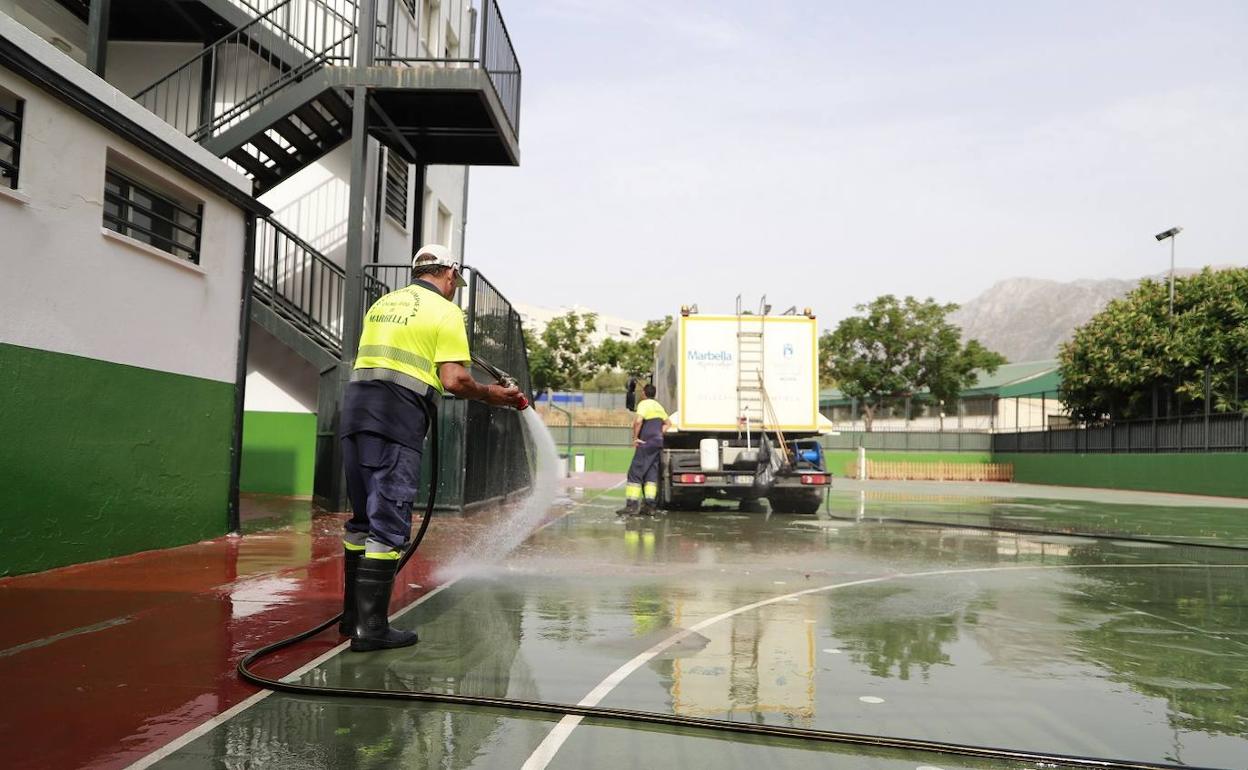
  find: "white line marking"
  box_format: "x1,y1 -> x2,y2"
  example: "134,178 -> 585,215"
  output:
125,485 -> 614,769
0,615 -> 134,658
124,581 -> 455,770
520,562 -> 1248,769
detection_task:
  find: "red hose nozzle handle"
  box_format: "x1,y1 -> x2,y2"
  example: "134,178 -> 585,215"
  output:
498,374 -> 529,411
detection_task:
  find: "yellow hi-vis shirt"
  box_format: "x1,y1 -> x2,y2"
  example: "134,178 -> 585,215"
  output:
354,282 -> 471,395
635,398 -> 668,444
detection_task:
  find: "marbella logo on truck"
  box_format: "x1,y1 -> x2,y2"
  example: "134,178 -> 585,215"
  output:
687,350 -> 734,365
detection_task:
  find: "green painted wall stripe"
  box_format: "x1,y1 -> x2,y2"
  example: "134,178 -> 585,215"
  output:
241,411 -> 317,496
996,452 -> 1248,498
0,343 -> 235,576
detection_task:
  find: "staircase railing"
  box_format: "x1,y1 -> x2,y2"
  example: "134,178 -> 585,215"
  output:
132,0 -> 355,142
253,214 -> 389,354
375,0 -> 521,134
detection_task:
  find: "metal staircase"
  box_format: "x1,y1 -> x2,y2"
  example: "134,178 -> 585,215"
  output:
128,0 -> 521,194
736,295 -> 767,432
132,0 -> 356,193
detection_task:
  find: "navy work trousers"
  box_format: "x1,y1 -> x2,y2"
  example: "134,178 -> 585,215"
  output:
342,432 -> 425,551
626,441 -> 662,486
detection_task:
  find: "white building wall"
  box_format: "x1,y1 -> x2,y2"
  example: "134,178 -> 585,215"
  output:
0,21 -> 250,385
105,42 -> 202,100
516,303 -> 647,347
0,0 -> 87,65
245,324 -> 319,413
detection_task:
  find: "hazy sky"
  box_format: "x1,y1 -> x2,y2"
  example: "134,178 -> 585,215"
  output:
466,0 -> 1248,326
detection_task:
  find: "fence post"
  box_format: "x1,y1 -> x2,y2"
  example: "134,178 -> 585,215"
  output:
1204,365 -> 1211,452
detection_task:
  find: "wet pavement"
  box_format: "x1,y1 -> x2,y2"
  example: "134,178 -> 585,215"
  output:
122,483 -> 1248,770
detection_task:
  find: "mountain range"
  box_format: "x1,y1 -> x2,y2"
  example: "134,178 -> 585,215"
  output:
949,268 -> 1234,363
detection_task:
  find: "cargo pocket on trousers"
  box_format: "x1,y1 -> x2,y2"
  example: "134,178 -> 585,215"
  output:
377,481 -> 417,508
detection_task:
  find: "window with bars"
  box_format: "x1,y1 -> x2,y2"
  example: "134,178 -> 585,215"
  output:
103,168 -> 204,264
384,150 -> 410,227
0,90 -> 23,191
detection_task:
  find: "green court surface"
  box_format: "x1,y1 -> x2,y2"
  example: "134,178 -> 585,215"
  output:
142,483 -> 1248,769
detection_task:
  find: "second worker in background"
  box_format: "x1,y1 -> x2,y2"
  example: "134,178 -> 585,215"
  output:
618,384 -> 671,517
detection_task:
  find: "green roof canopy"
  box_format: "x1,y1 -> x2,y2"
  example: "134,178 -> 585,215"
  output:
820,360 -> 1060,406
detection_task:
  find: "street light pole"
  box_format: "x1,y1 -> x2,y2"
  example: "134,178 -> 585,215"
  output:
1155,226 -> 1182,317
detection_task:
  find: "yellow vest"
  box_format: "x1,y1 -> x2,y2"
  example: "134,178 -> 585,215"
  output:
353,283 -> 471,395
636,399 -> 668,421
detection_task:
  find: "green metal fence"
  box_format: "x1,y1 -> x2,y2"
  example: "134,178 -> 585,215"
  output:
551,426 -> 991,453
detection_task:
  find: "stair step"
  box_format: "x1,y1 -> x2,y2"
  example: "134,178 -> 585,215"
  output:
226,147 -> 281,191
295,102 -> 339,144
250,131 -> 297,168
271,117 -> 321,159
319,90 -> 353,128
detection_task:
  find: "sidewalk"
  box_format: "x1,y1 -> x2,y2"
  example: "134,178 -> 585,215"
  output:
0,495 -> 478,770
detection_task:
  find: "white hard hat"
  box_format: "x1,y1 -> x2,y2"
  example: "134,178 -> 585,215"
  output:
412,244 -> 466,287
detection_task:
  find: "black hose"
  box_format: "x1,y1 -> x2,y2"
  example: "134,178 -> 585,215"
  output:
237,410 -> 1228,770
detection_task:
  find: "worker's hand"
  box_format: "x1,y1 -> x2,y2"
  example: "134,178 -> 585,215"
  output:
487,383 -> 527,410
634,438 -> 643,446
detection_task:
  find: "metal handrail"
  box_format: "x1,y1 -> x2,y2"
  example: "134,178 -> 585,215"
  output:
133,0 -> 356,142
134,0 -> 519,146
253,214 -> 353,352
374,0 -> 521,134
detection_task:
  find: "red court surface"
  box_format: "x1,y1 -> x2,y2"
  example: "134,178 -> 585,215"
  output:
0,492 -> 555,770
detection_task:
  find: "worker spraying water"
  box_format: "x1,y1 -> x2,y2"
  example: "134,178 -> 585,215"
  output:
338,244 -> 528,652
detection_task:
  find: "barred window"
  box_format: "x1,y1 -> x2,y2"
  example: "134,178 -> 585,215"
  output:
384,149 -> 409,227
0,90 -> 23,191
104,168 -> 203,264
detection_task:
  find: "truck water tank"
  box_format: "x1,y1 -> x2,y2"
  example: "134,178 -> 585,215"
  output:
699,438 -> 720,472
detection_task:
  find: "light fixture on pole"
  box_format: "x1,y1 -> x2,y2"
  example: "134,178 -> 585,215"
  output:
1154,226 -> 1182,316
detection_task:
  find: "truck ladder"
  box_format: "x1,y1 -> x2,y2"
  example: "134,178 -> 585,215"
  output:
736,295 -> 766,436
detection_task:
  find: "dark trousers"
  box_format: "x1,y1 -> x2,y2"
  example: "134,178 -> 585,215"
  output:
342,432 -> 425,551
625,441 -> 662,503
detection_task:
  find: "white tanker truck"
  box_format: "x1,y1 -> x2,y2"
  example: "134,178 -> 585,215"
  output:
652,298 -> 835,514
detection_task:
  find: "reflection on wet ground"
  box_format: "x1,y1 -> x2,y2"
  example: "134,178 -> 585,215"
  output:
159,484 -> 1248,769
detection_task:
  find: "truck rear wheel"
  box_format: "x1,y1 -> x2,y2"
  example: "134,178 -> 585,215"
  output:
767,491 -> 823,515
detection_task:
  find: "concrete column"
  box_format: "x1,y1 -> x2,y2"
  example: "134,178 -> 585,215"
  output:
316,0 -> 378,510
86,0 -> 110,76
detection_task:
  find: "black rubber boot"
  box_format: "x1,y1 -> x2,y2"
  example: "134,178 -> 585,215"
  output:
616,501 -> 639,516
338,548 -> 363,635
349,557 -> 418,652
639,502 -> 657,517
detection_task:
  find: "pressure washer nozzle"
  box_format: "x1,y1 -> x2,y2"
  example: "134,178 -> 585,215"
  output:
497,374 -> 530,411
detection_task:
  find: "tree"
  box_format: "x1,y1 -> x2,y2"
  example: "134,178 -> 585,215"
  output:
822,295 -> 1006,430
1059,268 -> 1248,422
594,316 -> 673,376
523,325 -> 558,392
524,311 -> 601,392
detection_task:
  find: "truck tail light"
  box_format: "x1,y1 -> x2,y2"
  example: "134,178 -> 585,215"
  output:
677,473 -> 706,484
800,474 -> 829,485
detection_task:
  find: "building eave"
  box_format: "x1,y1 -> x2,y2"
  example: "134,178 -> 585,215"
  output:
0,13 -> 269,216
